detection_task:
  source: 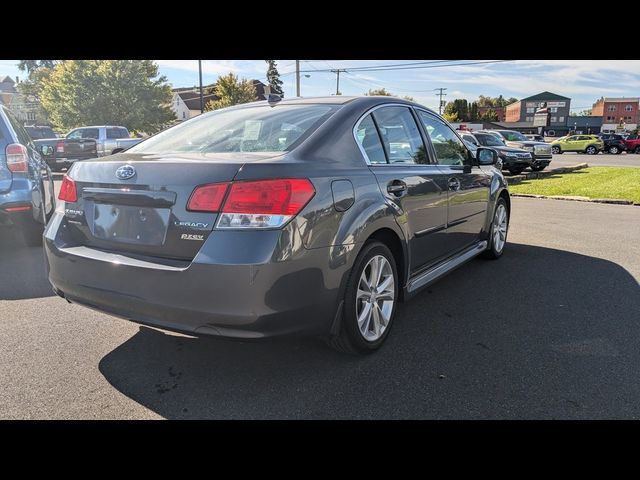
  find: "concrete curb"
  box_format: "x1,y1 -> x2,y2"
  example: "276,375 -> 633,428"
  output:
511,193 -> 640,206
506,163 -> 589,185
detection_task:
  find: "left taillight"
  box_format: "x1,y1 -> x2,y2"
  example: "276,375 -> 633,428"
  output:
5,143 -> 28,173
58,175 -> 77,202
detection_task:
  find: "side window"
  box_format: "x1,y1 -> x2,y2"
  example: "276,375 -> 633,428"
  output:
82,128 -> 99,139
67,129 -> 82,140
355,115 -> 387,164
107,127 -> 129,139
371,106 -> 428,164
417,111 -> 468,166
3,108 -> 32,146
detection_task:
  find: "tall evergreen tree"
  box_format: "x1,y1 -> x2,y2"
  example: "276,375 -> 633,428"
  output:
265,60 -> 284,96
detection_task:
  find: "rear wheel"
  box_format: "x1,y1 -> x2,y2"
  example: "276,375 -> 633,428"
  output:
586,145 -> 598,155
608,145 -> 620,155
530,164 -> 546,172
507,166 -> 524,175
328,241 -> 398,355
551,146 -> 561,154
483,197 -> 508,260
635,147 -> 640,154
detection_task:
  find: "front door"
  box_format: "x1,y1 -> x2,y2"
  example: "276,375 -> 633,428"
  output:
355,106 -> 450,273
416,110 -> 490,253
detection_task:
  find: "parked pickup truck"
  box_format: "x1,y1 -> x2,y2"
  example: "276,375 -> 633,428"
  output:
65,126 -> 143,157
33,136 -> 98,172
624,135 -> 640,154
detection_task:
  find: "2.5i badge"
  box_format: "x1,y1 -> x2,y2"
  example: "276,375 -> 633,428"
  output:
181,234 -> 204,241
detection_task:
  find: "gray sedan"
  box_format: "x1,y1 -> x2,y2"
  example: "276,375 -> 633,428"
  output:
45,96 -> 510,354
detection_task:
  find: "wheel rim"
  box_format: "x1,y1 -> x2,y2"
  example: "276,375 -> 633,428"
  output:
492,204 -> 508,253
552,146 -> 559,154
356,255 -> 395,342
587,146 -> 596,154
610,146 -> 618,154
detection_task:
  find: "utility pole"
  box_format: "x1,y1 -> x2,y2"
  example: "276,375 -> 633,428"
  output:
198,60 -> 204,114
331,69 -> 347,95
295,60 -> 301,97
435,87 -> 447,114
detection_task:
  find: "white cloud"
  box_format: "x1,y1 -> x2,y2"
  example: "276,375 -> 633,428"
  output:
156,60 -> 240,75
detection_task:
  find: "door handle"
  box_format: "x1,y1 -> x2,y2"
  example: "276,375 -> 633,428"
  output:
387,180 -> 407,196
448,177 -> 461,191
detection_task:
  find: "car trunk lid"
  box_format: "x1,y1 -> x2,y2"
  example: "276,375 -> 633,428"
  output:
61,152 -> 280,260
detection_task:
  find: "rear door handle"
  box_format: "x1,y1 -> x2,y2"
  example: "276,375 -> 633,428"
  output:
448,177 -> 461,191
387,180 -> 407,196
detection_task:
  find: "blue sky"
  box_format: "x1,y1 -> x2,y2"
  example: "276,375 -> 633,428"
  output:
2,60 -> 639,113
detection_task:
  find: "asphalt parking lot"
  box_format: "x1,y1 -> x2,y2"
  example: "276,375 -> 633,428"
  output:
1,194 -> 639,419
548,152 -> 640,168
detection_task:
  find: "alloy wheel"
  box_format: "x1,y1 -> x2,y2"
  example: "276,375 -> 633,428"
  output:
492,204 -> 508,253
356,255 -> 395,342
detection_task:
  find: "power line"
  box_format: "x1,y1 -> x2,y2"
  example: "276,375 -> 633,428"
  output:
281,59 -> 512,75
435,88 -> 448,114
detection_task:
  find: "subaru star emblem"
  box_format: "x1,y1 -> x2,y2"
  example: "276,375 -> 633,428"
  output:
116,165 -> 136,180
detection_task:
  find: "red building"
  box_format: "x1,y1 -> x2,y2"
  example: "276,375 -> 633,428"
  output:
592,97 -> 639,133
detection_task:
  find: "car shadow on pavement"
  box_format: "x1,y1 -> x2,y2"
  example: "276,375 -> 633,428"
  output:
98,243 -> 640,419
0,229 -> 54,300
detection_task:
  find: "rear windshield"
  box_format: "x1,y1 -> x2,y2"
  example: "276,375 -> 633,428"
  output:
474,133 -> 505,147
129,104 -> 338,154
25,126 -> 55,139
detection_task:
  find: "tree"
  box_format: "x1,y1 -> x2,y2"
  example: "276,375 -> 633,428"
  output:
18,60 -> 58,75
506,97 -> 518,105
265,60 -> 283,96
479,108 -> 499,121
442,112 -> 459,122
40,60 -> 175,133
469,101 -> 479,121
573,109 -> 593,116
366,88 -> 393,96
444,99 -> 470,121
205,73 -> 257,111
402,95 -> 415,102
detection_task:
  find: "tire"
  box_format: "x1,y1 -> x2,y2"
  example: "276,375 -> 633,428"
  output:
507,167 -> 524,175
551,146 -> 561,154
482,197 -> 509,260
635,147 -> 640,154
327,241 -> 399,355
586,146 -> 597,155
608,145 -> 620,155
530,164 -> 546,172
20,215 -> 44,247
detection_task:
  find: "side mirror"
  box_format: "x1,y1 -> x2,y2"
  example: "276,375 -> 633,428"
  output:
477,147 -> 498,166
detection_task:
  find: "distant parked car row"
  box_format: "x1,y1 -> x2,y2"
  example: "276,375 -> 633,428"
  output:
460,129 -> 552,175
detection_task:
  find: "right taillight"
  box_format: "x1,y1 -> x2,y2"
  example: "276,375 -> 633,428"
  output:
5,143 -> 28,172
56,140 -> 64,153
58,175 -> 77,202
217,178 -> 315,229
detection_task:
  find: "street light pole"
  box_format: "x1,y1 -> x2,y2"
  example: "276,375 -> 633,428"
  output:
296,60 -> 301,97
198,60 -> 204,114
330,69 -> 347,95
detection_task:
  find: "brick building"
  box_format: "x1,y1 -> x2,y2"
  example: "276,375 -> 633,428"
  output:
591,97 -> 639,133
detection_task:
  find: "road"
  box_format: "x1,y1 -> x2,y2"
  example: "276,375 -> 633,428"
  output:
544,152 -> 640,169
1,197 -> 639,419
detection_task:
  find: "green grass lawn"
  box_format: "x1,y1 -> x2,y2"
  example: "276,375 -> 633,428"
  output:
510,167 -> 640,204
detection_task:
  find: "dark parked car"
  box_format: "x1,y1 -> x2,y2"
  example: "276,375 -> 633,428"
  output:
462,132 -> 533,175
45,97 -> 510,354
525,134 -> 544,142
478,129 -> 552,171
0,106 -> 56,246
598,133 -> 627,154
33,133 -> 98,172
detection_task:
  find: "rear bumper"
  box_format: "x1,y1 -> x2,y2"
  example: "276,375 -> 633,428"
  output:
44,214 -> 349,339
0,183 -> 36,226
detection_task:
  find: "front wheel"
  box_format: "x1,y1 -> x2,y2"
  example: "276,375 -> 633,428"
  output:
328,241 -> 398,355
530,164 -> 546,172
608,145 -> 620,155
586,146 -> 598,155
551,146 -> 561,154
507,166 -> 524,175
635,147 -> 640,154
483,197 -> 509,260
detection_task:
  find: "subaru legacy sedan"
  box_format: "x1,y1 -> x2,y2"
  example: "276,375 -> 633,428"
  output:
45,96 -> 510,354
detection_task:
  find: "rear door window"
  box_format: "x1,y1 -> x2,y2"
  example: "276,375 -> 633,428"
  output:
107,127 -> 129,139
371,106 -> 429,164
81,128 -> 100,139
